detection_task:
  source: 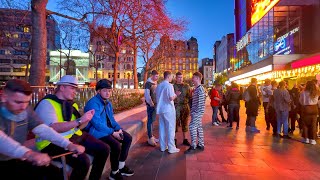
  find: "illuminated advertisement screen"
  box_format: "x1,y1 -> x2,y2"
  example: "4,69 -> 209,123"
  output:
274,27 -> 299,55
251,0 -> 280,26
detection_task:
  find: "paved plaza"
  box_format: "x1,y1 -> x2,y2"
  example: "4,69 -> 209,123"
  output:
105,98 -> 320,180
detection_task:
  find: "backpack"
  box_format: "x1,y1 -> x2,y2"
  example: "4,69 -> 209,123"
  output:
243,88 -> 250,102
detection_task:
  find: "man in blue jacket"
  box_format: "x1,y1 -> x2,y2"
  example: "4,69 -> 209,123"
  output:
84,79 -> 134,180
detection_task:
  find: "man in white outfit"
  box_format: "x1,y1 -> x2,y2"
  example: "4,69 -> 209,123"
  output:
156,71 -> 181,154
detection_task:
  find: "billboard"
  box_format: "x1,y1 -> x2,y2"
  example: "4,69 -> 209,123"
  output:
274,27 -> 299,55
251,0 -> 280,26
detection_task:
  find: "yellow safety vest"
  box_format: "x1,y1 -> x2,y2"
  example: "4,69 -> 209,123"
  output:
36,99 -> 82,150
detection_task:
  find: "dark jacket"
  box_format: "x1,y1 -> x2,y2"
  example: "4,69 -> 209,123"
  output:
226,88 -> 242,105
246,84 -> 260,116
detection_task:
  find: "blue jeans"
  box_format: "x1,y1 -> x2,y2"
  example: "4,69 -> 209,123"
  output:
212,106 -> 219,124
276,110 -> 289,135
228,104 -> 240,127
147,104 -> 156,138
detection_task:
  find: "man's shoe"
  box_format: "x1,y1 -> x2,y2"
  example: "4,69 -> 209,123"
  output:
168,148 -> 180,154
212,122 -> 220,126
119,166 -> 134,176
109,171 -> 123,180
196,145 -> 204,151
183,139 -> 191,146
147,137 -> 157,147
184,146 -> 197,154
302,138 -> 309,144
310,139 -> 317,145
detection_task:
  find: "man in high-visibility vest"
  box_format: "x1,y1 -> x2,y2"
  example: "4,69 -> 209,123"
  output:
35,75 -> 110,180
0,79 -> 85,180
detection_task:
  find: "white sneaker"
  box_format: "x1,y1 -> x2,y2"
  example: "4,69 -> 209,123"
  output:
148,137 -> 157,146
153,137 -> 159,143
302,138 -> 310,144
213,122 -> 220,126
310,139 -> 317,145
168,148 -> 180,154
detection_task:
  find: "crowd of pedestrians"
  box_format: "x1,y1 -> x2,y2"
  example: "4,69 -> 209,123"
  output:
1,71 -> 320,180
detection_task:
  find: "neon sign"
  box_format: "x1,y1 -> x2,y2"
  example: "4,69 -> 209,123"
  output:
251,0 -> 280,26
236,32 -> 251,51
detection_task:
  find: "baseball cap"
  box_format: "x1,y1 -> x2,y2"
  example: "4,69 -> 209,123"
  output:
96,79 -> 112,91
56,75 -> 78,87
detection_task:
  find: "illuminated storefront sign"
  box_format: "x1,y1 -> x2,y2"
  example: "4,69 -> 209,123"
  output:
236,32 -> 251,51
229,64 -> 272,82
251,0 -> 280,26
274,27 -> 299,55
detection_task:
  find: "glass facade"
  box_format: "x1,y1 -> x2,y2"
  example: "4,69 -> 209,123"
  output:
234,4 -> 304,71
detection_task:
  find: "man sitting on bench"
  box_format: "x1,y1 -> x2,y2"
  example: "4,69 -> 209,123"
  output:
0,79 -> 84,180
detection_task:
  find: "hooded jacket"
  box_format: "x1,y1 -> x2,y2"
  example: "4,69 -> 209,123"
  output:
144,77 -> 157,106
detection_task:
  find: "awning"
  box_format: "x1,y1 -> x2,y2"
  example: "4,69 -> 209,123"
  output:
291,53 -> 320,69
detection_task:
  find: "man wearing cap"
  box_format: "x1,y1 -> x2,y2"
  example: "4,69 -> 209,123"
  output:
34,75 -> 110,180
84,79 -> 134,180
0,79 -> 85,180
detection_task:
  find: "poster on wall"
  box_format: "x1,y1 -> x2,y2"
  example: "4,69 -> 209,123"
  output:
274,27 -> 299,55
251,0 -> 280,26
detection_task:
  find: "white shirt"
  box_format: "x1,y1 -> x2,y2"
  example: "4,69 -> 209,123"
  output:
156,80 -> 175,114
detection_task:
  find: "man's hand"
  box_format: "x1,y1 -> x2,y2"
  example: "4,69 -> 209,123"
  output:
22,150 -> 51,166
113,130 -> 123,140
80,109 -> 95,124
67,143 -> 85,157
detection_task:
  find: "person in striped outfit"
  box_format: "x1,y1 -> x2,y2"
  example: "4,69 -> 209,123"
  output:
185,72 -> 206,154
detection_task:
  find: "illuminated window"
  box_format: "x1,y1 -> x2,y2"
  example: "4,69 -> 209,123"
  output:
5,33 -> 11,37
23,27 -> 30,33
13,34 -> 19,38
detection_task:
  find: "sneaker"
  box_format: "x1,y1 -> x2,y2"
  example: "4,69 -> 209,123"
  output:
184,146 -> 197,154
212,122 -> 220,126
109,171 -> 123,180
183,139 -> 191,146
168,148 -> 180,154
196,145 -> 204,151
302,138 -> 310,144
119,166 -> 134,176
251,127 -> 260,133
147,137 -> 157,147
310,139 -> 317,145
153,137 -> 159,143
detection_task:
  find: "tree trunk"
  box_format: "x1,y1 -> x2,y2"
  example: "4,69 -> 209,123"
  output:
113,51 -> 119,89
133,42 -> 138,89
29,0 -> 48,86
143,70 -> 148,84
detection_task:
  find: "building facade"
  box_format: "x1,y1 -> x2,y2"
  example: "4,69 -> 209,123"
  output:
231,0 -> 320,85
151,36 -> 199,80
49,50 -> 90,84
0,8 -> 60,83
216,33 -> 235,73
199,58 -> 214,87
89,27 -> 134,88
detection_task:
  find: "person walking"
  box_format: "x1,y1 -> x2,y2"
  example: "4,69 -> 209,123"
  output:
173,72 -> 191,146
144,70 -> 159,146
185,72 -> 206,154
156,71 -> 180,154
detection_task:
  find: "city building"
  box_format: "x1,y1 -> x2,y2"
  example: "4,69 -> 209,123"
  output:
199,58 -> 214,87
49,50 -> 90,84
215,33 -> 235,73
89,26 -> 134,88
231,0 -> 320,85
150,36 -> 199,80
0,8 -> 60,83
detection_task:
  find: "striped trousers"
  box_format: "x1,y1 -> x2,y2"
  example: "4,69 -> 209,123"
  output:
189,112 -> 204,147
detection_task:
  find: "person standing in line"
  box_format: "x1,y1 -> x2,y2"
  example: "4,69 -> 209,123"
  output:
218,87 -> 227,123
144,70 -> 159,146
84,79 -> 134,180
0,79 -> 85,180
266,80 -> 278,136
210,84 -> 222,126
273,81 -> 292,139
156,71 -> 180,154
173,72 -> 191,146
260,79 -> 272,130
225,82 -> 242,129
288,83 -> 300,134
299,80 -> 320,145
185,72 -> 206,154
246,78 -> 261,133
35,75 -> 110,180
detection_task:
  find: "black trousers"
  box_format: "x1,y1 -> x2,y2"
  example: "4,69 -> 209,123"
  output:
263,102 -> 270,128
218,105 -> 226,121
99,130 -> 132,171
42,132 -> 109,180
0,159 -> 63,180
268,106 -> 277,134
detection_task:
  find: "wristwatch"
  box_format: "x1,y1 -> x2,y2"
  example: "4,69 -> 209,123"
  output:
76,119 -> 82,127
